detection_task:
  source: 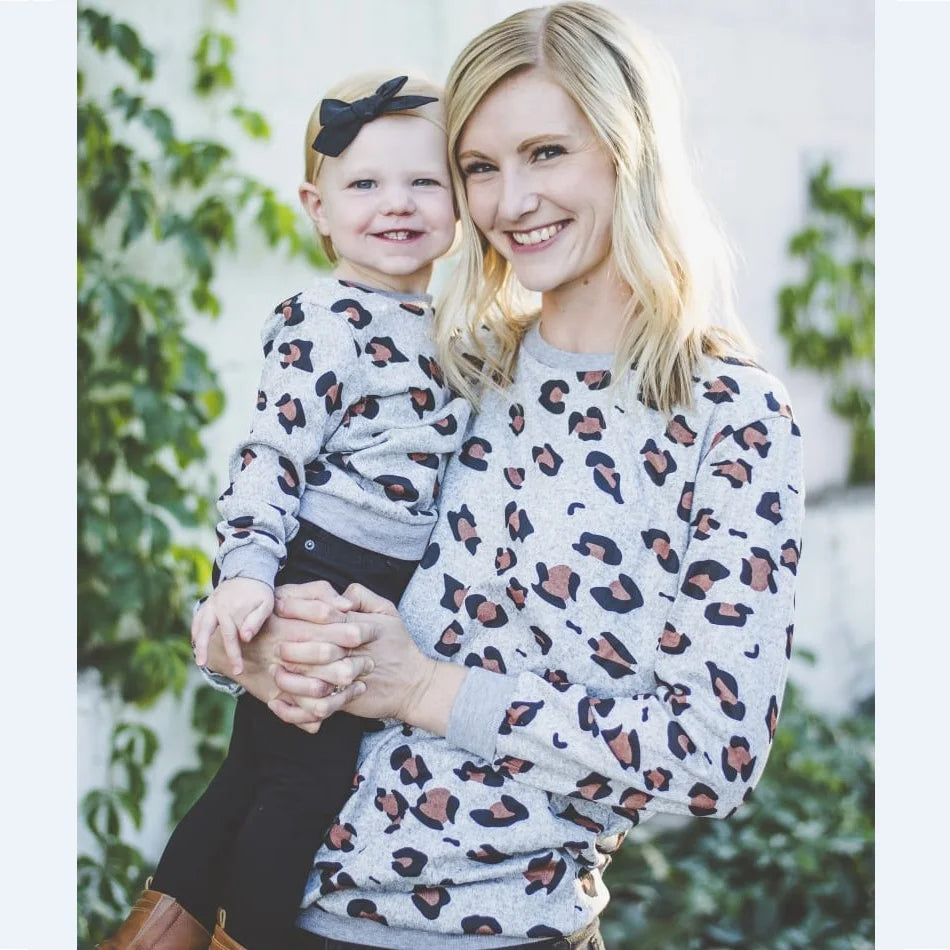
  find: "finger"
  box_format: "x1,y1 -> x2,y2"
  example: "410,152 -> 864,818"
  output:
277,651 -> 375,687
270,680 -> 367,721
277,627 -> 375,663
273,667 -> 339,700
274,655 -> 374,696
274,639 -> 349,668
271,615 -> 378,652
218,614 -> 244,676
267,698 -> 323,734
273,595 -> 349,626
240,598 -> 272,642
190,608 -> 217,667
341,582 -> 399,616
274,579 -> 352,610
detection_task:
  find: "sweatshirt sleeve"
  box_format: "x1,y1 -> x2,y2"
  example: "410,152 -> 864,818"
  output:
445,411 -> 803,822
215,298 -> 358,587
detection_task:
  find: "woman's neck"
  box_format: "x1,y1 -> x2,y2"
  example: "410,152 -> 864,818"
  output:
538,263 -> 635,354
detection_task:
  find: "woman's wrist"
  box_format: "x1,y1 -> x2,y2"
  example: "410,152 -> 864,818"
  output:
397,658 -> 468,736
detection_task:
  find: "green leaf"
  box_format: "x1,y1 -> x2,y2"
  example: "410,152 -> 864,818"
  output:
121,187 -> 153,247
192,30 -> 235,96
231,105 -> 271,139
110,22 -> 154,80
141,107 -> 174,146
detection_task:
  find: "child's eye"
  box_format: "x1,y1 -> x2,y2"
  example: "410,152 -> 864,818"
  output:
461,160 -> 496,178
531,144 -> 565,162
413,178 -> 442,187
349,179 -> 376,189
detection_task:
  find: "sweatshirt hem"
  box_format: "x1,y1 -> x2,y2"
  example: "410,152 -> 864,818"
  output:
295,907 -> 544,948
300,494 -> 435,559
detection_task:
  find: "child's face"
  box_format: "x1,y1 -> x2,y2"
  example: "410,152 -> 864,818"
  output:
305,115 -> 455,294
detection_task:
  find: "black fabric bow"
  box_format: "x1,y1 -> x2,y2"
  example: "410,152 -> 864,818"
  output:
311,76 -> 438,157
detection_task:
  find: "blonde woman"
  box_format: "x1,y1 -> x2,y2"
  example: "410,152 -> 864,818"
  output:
200,4 -> 805,948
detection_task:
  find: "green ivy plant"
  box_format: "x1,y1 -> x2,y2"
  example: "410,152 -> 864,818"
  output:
77,5 -> 325,946
778,163 -> 875,485
601,683 -> 874,949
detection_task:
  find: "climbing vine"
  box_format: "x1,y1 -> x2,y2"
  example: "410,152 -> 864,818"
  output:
778,162 -> 875,485
77,4 -> 325,945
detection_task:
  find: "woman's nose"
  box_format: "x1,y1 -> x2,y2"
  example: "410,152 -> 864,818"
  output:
498,170 -> 540,222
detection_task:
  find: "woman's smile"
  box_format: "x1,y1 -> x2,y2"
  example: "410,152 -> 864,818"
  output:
507,220 -> 569,248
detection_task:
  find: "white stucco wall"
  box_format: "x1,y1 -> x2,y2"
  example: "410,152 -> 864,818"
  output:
82,0 -> 873,497
78,0 -> 874,863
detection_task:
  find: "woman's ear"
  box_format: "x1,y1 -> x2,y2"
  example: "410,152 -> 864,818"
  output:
299,182 -> 331,236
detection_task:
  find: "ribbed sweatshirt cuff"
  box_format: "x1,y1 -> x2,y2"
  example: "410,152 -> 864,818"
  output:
217,544 -> 279,588
445,667 -> 517,762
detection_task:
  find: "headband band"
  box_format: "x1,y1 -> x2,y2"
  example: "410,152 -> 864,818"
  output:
311,75 -> 439,158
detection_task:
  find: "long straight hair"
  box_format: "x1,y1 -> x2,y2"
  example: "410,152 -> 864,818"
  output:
437,2 -> 753,413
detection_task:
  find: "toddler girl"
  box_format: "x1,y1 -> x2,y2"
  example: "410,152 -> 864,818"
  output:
99,72 -> 467,950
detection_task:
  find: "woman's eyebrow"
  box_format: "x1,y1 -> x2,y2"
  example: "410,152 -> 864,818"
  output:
456,147 -> 492,161
458,133 -> 570,162
516,133 -> 569,154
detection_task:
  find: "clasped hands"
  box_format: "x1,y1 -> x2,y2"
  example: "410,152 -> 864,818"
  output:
195,580 -> 442,734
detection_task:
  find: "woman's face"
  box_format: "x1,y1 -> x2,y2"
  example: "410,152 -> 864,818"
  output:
457,69 -> 617,299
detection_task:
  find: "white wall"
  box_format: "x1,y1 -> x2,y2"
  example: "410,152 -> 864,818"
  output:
78,0 -> 874,862
83,0 -> 873,497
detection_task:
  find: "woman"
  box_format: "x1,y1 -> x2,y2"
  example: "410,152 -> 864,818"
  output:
204,3 -> 804,948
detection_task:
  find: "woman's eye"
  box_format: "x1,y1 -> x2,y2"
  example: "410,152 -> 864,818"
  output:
349,179 -> 375,190
461,161 -> 495,177
532,144 -> 565,162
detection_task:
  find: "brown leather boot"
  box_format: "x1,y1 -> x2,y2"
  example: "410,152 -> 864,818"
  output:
209,909 -> 247,949
95,881 -> 211,949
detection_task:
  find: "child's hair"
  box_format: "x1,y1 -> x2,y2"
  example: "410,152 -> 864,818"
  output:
437,2 -> 754,413
303,71 -> 446,263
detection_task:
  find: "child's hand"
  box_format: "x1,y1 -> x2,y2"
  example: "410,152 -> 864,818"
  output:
191,578 -> 275,675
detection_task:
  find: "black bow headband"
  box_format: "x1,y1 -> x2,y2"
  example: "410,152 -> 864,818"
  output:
311,76 -> 438,158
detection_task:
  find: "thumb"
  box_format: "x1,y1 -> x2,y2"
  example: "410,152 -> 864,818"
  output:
241,595 -> 274,642
341,582 -> 399,616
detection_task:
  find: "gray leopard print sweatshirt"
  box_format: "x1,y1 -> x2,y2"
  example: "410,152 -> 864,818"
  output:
208,321 -> 804,947
215,277 -> 469,587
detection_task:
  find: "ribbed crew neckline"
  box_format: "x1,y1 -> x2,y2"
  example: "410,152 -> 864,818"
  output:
311,275 -> 433,307
520,320 -> 615,371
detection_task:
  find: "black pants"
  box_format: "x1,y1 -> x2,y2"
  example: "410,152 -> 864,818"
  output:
289,916 -> 605,950
152,521 -> 417,949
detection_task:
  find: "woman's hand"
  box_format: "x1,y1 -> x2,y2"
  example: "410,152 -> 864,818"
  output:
268,583 -> 468,735
203,579 -> 377,732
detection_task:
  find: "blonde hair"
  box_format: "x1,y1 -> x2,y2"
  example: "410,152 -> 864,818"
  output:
437,2 -> 754,412
303,71 -> 446,262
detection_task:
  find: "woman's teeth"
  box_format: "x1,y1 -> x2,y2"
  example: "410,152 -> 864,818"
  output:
510,223 -> 564,246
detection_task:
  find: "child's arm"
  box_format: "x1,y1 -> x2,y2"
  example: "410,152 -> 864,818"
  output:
192,577 -> 274,675
215,296 -> 359,590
